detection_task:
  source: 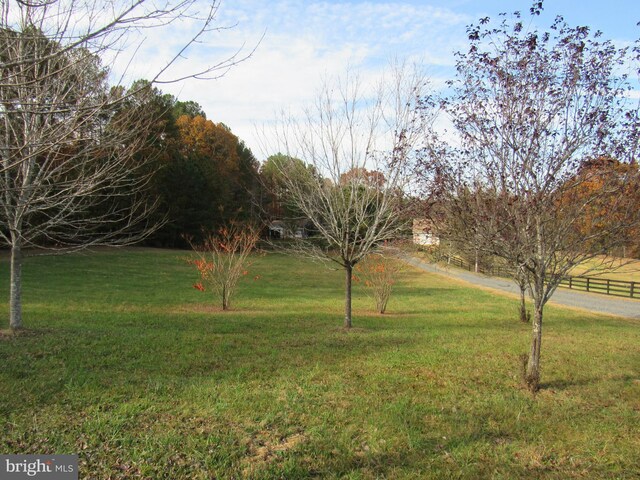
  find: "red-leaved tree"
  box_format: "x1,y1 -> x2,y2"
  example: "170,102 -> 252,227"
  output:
188,224 -> 260,310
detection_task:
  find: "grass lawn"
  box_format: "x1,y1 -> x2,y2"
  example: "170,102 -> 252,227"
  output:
568,256 -> 640,283
0,248 -> 638,479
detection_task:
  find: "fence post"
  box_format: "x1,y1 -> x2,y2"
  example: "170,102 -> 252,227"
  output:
569,277 -> 572,289
607,279 -> 610,295
631,282 -> 635,299
586,277 -> 590,292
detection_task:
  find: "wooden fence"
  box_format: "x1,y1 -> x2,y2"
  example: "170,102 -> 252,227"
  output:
443,254 -> 639,300
443,255 -> 512,278
559,276 -> 638,299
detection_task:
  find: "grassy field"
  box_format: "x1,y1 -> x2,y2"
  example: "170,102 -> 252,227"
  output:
568,256 -> 640,283
0,248 -> 638,479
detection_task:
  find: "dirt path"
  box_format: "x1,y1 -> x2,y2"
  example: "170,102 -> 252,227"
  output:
405,256 -> 640,320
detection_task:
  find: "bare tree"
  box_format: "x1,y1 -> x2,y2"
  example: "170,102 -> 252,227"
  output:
266,64 -> 435,328
0,0 -> 255,329
434,184 -> 532,323
423,4 -> 640,391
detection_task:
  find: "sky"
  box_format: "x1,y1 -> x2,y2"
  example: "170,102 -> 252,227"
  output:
119,0 -> 640,160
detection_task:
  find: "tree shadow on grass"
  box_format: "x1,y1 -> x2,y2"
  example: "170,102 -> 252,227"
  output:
0,328 -> 54,340
539,374 -> 638,391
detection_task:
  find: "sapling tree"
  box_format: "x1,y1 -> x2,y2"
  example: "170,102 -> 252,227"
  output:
434,184 -> 532,323
267,63 -> 435,328
188,224 -> 260,311
422,3 -> 640,391
354,250 -> 404,314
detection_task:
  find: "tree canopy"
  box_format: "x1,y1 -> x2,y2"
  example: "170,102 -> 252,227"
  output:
130,89 -> 262,248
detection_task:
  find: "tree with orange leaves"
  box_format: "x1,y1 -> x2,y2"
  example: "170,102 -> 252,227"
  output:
175,115 -> 241,212
561,157 -> 640,257
354,252 -> 404,314
339,168 -> 386,188
187,224 -> 260,310
152,114 -> 260,246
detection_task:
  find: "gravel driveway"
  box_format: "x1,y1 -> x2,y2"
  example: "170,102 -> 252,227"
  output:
404,256 -> 640,320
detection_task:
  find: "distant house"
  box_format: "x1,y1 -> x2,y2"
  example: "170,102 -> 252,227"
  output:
412,218 -> 439,246
267,220 -> 286,239
267,220 -> 309,239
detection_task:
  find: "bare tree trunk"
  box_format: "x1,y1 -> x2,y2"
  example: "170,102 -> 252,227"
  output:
9,239 -> 23,330
344,264 -> 353,328
474,248 -> 479,273
525,305 -> 543,392
525,225 -> 545,392
519,284 -> 529,323
222,285 -> 226,310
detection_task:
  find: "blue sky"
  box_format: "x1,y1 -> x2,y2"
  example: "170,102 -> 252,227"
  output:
127,0 -> 640,158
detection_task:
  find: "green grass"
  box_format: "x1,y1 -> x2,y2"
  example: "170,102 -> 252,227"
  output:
568,256 -> 640,283
0,248 -> 638,479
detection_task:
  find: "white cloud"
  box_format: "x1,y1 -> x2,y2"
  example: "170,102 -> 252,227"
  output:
106,1 -> 465,158
164,1 -> 470,157
106,0 -> 640,162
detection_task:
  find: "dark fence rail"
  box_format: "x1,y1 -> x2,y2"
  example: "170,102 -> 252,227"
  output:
559,276 -> 638,299
441,254 -> 639,300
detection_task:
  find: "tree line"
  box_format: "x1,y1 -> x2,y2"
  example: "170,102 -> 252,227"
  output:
119,81 -> 264,249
